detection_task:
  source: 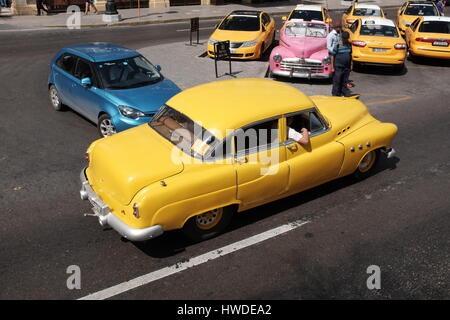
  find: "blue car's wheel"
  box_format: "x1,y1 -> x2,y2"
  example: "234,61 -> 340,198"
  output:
98,114 -> 117,138
49,85 -> 63,111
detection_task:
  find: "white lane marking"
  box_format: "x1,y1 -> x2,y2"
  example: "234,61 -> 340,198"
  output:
176,27 -> 216,32
78,219 -> 310,300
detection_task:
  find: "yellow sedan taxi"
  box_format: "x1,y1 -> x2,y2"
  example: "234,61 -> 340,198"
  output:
397,1 -> 440,35
207,10 -> 276,60
348,18 -> 407,70
405,16 -> 450,59
282,4 -> 332,24
342,3 -> 385,30
80,78 -> 398,242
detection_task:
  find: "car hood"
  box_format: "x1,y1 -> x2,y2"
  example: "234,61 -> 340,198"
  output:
211,29 -> 261,42
281,36 -> 327,58
102,78 -> 181,114
87,124 -> 184,205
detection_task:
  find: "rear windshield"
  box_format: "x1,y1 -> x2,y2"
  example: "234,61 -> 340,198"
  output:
219,15 -> 260,31
284,22 -> 327,37
289,10 -> 323,21
404,5 -> 438,16
418,21 -> 450,34
360,25 -> 399,37
354,8 -> 382,16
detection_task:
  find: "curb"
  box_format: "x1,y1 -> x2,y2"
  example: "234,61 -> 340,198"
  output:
43,4 -> 402,29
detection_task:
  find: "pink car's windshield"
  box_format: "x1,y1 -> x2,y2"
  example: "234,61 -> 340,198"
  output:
284,22 -> 327,37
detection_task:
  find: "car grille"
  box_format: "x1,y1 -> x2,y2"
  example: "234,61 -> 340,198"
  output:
230,42 -> 244,49
280,59 -> 324,73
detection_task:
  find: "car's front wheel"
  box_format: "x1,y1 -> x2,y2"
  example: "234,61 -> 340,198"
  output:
49,85 -> 63,111
353,149 -> 380,180
98,114 -> 117,137
182,206 -> 234,242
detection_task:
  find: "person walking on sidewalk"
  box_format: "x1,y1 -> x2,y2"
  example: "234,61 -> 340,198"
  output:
331,31 -> 356,97
85,0 -> 98,15
35,0 -> 48,15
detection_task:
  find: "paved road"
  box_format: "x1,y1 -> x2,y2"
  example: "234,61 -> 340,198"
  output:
0,10 -> 449,300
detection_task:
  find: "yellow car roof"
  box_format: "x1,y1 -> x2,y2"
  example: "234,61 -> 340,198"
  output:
167,78 -> 315,135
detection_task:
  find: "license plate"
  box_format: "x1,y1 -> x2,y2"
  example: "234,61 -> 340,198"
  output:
432,41 -> 449,47
372,48 -> 387,52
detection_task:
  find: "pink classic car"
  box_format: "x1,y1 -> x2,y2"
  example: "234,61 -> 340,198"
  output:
269,20 -> 333,79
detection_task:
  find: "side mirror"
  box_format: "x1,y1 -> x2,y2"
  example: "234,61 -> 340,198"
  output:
81,77 -> 92,87
155,65 -> 161,72
282,16 -> 287,21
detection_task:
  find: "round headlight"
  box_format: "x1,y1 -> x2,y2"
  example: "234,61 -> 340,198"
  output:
273,54 -> 282,63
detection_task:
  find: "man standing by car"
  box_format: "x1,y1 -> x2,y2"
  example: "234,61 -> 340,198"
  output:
331,31 -> 356,97
437,0 -> 445,15
327,21 -> 342,72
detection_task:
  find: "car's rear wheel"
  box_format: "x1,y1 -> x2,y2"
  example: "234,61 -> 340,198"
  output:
49,85 -> 64,111
353,149 -> 380,180
98,114 -> 117,138
182,206 -> 234,242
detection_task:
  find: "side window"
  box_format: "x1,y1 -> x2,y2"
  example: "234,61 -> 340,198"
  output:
410,18 -> 420,31
286,110 -> 326,141
234,119 -> 279,154
56,54 -> 77,75
309,112 -> 326,133
74,59 -> 93,80
346,6 -> 352,14
350,20 -> 359,33
262,13 -> 270,25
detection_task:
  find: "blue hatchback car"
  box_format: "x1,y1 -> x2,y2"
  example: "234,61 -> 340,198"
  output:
48,43 -> 181,137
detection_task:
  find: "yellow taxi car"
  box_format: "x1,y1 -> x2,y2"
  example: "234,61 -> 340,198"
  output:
80,79 -> 398,242
347,18 -> 407,70
282,4 -> 332,24
396,1 -> 440,35
207,10 -> 275,60
405,16 -> 450,59
342,3 -> 385,30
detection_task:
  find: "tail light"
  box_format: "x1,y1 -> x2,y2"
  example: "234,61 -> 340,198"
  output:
415,38 -> 450,44
352,41 -> 366,47
394,43 -> 406,49
346,19 -> 355,25
133,203 -> 140,218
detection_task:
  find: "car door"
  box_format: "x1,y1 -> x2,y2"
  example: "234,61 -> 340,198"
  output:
53,53 -> 78,108
261,12 -> 274,51
282,109 -> 345,193
405,18 -> 420,46
71,57 -> 104,122
232,117 -> 290,209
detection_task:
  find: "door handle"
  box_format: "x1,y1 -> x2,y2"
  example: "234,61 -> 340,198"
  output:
235,157 -> 248,164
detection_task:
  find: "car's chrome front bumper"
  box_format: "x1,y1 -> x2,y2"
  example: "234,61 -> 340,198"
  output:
80,168 -> 164,242
271,70 -> 332,79
383,147 -> 396,159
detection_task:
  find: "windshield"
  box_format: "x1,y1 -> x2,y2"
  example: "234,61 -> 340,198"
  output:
360,24 -> 399,37
219,15 -> 260,31
149,106 -> 220,159
404,5 -> 438,16
285,22 -> 327,37
289,10 -> 323,21
419,21 -> 450,33
354,8 -> 382,16
96,55 -> 162,90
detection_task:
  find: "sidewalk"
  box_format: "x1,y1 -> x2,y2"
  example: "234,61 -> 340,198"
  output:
0,0 -> 404,30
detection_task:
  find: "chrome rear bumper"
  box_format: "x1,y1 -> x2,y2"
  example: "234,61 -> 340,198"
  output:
80,167 -> 164,241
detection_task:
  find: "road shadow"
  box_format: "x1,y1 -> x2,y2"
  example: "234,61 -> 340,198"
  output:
133,152 -> 399,258
408,56 -> 450,68
353,64 -> 408,76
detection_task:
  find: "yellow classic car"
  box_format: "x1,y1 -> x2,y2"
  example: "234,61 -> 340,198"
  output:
282,4 -> 332,24
207,10 -> 276,60
396,1 -> 440,35
80,79 -> 397,242
404,16 -> 450,59
342,3 -> 385,30
348,18 -> 407,70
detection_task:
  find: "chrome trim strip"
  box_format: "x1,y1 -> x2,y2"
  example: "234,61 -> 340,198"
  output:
271,70 -> 332,79
79,168 -> 164,241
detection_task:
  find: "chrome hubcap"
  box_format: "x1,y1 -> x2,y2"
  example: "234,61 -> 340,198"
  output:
196,208 -> 221,230
50,88 -> 59,107
99,119 -> 116,137
359,152 -> 374,172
